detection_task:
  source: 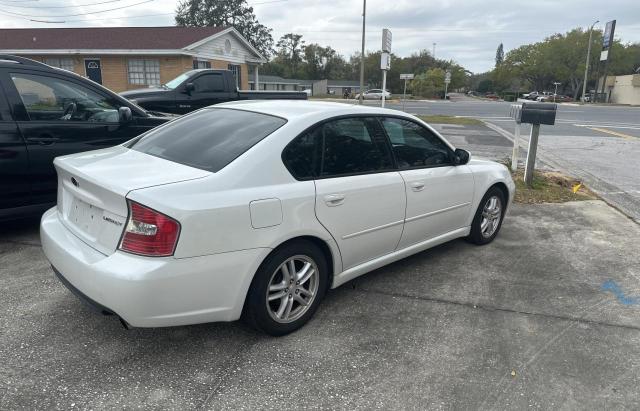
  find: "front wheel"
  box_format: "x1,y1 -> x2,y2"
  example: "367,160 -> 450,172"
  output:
468,187 -> 506,245
243,241 -> 328,336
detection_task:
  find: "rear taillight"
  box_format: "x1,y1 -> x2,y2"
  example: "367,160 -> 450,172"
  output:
118,200 -> 180,257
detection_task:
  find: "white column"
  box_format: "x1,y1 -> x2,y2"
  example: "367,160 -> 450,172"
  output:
254,65 -> 259,90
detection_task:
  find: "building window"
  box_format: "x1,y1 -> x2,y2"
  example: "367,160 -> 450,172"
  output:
228,64 -> 241,89
45,57 -> 74,72
128,59 -> 160,86
193,59 -> 211,69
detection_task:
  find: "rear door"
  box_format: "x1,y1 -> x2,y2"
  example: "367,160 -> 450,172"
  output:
310,117 -> 406,270
0,68 -> 31,212
380,116 -> 474,249
5,69 -> 144,206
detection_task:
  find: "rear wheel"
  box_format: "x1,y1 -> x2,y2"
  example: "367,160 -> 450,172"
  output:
468,187 -> 506,245
244,241 -> 328,336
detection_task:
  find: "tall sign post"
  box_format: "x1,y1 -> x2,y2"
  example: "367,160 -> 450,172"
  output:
400,73 -> 414,111
444,70 -> 451,100
599,20 -> 616,103
381,28 -> 392,108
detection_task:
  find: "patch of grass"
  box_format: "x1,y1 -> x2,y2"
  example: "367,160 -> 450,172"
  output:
510,168 -> 597,204
417,115 -> 483,126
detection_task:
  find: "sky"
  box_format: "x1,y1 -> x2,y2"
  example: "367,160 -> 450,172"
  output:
2,0 -> 639,73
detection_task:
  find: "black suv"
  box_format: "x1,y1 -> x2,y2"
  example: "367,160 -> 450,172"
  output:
0,55 -> 172,221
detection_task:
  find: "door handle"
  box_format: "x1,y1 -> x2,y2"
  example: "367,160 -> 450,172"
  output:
324,194 -> 345,207
27,135 -> 59,145
410,182 -> 425,192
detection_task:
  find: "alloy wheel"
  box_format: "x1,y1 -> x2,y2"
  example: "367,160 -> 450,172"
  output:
480,195 -> 502,238
266,255 -> 319,323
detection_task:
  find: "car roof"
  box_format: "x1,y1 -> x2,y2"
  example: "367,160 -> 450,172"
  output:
214,100 -> 405,120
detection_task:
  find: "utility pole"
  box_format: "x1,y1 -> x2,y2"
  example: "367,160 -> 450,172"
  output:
581,20 -> 599,103
358,0 -> 366,105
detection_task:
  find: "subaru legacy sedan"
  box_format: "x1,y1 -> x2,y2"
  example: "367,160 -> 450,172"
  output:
41,101 -> 515,336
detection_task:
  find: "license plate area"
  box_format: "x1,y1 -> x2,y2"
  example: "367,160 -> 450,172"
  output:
68,197 -> 103,236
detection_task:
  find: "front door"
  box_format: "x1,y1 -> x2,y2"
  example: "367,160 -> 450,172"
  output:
7,71 -> 140,206
0,73 -> 31,211
177,72 -> 233,113
312,117 -> 406,270
380,117 -> 474,249
84,59 -> 102,84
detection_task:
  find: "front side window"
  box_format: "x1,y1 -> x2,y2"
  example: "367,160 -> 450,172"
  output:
128,59 -> 160,86
381,117 -> 452,168
192,74 -> 225,92
11,73 -> 119,122
130,108 -> 286,172
283,117 -> 394,179
45,58 -> 75,72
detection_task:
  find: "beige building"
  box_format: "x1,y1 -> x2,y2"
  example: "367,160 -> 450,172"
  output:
607,74 -> 640,105
0,26 -> 266,92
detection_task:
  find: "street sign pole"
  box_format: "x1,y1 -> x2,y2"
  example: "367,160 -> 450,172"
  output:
444,70 -> 451,100
399,73 -> 413,111
381,69 -> 387,108
402,78 -> 408,111
380,29 -> 392,109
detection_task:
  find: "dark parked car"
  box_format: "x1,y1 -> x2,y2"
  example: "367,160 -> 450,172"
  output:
0,55 -> 173,221
120,69 -> 308,114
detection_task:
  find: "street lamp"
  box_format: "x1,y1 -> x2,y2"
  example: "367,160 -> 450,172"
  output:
553,82 -> 561,102
358,0 -> 367,105
581,20 -> 599,103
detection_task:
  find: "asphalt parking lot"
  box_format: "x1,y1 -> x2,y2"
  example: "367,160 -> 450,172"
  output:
2,198 -> 640,410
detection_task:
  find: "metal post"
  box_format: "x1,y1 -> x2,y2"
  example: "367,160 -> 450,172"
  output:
511,122 -> 520,172
358,0 -> 366,105
581,21 -> 598,102
381,69 -> 387,108
402,78 -> 407,111
524,124 -> 540,186
444,81 -> 448,100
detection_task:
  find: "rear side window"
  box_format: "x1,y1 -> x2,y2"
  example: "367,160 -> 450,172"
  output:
130,108 -> 286,172
192,74 -> 225,92
282,117 -> 394,179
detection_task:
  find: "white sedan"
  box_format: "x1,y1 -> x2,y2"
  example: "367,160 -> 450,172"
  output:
41,101 -> 515,335
355,89 -> 391,100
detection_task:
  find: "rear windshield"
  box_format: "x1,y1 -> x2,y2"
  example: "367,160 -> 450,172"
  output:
129,108 -> 286,172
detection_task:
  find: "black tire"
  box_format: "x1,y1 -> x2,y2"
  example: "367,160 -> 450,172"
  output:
243,240 -> 328,336
468,186 -> 506,245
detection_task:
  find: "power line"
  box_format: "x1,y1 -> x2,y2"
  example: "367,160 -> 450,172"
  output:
0,0 -> 151,17
0,0 -> 122,8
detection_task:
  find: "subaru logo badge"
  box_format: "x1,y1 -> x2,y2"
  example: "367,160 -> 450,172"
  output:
71,177 -> 79,187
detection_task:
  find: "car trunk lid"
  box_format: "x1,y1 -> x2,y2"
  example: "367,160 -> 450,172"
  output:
54,146 -> 210,255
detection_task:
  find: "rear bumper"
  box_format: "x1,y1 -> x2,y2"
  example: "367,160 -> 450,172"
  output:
41,207 -> 271,327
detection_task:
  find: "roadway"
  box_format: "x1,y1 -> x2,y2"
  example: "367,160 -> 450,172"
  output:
354,94 -> 640,222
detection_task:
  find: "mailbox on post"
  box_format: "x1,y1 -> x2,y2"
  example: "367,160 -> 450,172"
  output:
510,102 -> 557,186
517,102 -> 557,125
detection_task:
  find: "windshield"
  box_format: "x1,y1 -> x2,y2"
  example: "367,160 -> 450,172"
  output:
163,72 -> 192,90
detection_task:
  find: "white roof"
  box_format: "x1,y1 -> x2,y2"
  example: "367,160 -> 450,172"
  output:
215,100 -> 406,120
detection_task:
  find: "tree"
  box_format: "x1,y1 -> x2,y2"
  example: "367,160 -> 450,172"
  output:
276,33 -> 305,74
175,0 -> 274,58
495,43 -> 504,66
412,68 -> 446,98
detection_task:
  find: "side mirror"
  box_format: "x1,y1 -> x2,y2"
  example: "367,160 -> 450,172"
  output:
184,82 -> 195,94
118,106 -> 132,123
453,148 -> 470,165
